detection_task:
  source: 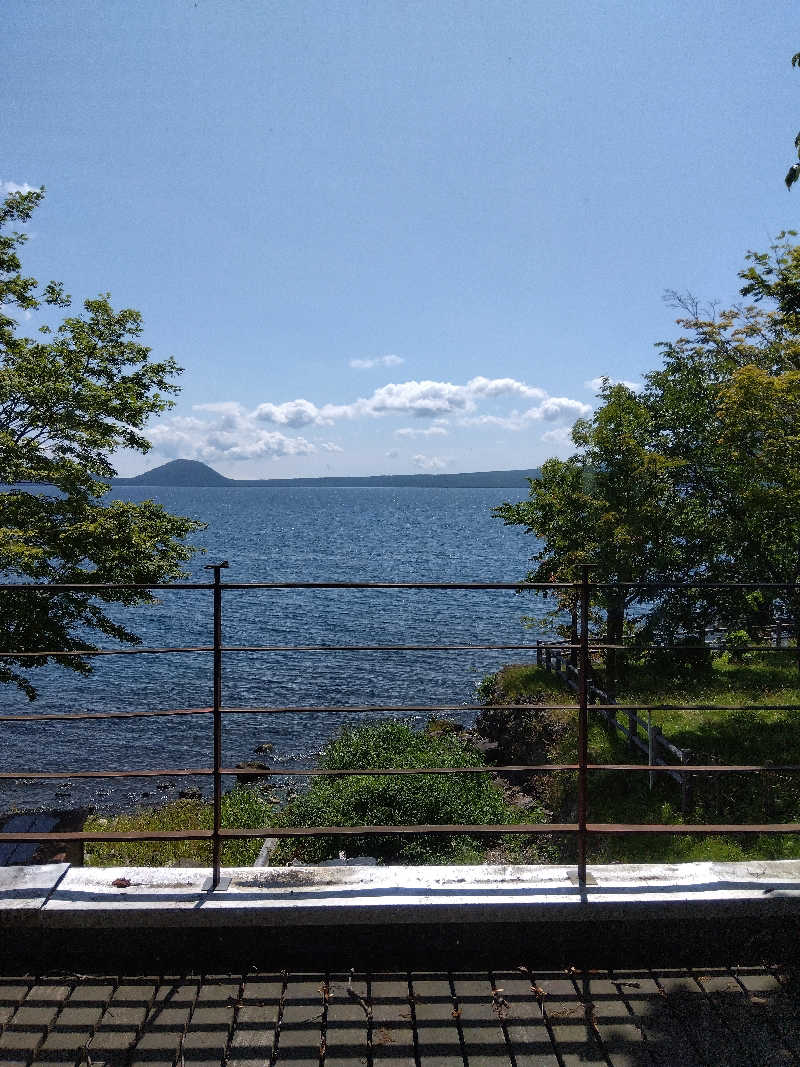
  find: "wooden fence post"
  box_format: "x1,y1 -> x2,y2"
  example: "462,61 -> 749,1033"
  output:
536,640 -> 542,667
628,709 -> 638,750
648,720 -> 663,792
680,751 -> 693,814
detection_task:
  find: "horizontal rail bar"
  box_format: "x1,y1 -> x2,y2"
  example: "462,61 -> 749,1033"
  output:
3,763 -> 799,782
2,641 -> 795,659
3,701 -> 799,723
0,824 -> 576,843
0,583 -> 214,591
0,646 -> 214,658
593,582 -> 800,590
0,768 -> 214,779
221,581 -> 573,590
5,821 -> 800,845
0,707 -> 215,722
0,830 -> 214,842
2,579 -> 798,591
592,704 -> 800,712
0,581 -> 569,592
0,702 -> 578,722
0,642 -> 553,657
586,823 -> 800,834
220,643 -> 547,652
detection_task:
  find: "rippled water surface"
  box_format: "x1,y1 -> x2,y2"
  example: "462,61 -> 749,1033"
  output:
2,486 -> 548,811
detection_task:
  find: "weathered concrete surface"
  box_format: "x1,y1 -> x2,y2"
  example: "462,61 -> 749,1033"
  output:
0,862 -> 69,919
1,860 -> 798,929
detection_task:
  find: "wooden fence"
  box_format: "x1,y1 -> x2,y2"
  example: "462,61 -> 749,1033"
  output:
537,641 -> 695,812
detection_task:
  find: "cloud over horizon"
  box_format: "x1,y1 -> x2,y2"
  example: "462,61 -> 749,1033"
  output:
146,375 -> 593,465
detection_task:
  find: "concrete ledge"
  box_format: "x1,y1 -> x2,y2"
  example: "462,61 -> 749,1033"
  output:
3,859 -> 800,928
0,863 -> 69,923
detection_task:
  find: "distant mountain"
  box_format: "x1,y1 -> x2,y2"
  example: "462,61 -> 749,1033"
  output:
113,459 -> 233,486
112,458 -> 540,489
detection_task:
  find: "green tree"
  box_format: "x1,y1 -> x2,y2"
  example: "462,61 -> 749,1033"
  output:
0,187 -> 204,697
497,236 -> 800,677
494,383 -> 683,694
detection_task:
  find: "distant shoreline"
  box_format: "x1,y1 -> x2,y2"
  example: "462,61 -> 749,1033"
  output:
110,458 -> 540,490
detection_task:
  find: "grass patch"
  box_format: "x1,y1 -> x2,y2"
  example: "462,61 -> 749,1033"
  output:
83,721 -> 551,868
84,784 -> 277,868
482,654 -> 800,864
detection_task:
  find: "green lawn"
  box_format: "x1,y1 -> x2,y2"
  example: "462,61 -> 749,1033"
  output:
484,653 -> 800,864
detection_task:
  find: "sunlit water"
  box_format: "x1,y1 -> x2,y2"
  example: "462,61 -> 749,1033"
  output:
1,486 -> 551,812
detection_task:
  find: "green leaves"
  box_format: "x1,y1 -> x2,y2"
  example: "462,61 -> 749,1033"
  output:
497,235 -> 800,673
271,721 -> 517,864
0,187 -> 204,698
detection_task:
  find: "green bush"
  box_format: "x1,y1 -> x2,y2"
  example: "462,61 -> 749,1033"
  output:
270,720 -> 523,865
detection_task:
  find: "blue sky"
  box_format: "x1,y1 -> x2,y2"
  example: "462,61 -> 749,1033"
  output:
4,0 -> 799,477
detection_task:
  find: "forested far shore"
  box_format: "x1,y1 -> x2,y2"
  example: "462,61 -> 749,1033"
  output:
110,458 -> 541,488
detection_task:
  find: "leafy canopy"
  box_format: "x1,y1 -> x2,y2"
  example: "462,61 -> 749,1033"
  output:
495,234 -> 800,672
0,187 -> 205,697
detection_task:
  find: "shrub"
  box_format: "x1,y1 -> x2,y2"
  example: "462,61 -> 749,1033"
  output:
270,720 -> 521,865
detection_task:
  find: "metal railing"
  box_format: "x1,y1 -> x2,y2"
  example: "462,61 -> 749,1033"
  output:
1,566 -> 799,891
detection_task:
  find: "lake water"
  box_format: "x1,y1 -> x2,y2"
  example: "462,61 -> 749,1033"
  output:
1,486 -> 550,812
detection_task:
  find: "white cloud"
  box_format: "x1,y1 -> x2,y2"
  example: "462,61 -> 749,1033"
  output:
395,425 -> 448,438
541,425 -> 575,445
385,449 -> 400,459
529,396 -> 592,420
323,376 -> 556,421
1,180 -> 38,195
412,453 -> 448,471
585,376 -> 642,393
354,379 -> 471,418
462,395 -> 591,431
150,375 -> 591,463
349,354 -> 405,369
149,413 -> 316,461
253,398 -> 331,427
466,376 -> 546,401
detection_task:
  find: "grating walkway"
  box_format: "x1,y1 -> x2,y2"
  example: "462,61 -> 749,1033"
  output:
0,965 -> 798,1065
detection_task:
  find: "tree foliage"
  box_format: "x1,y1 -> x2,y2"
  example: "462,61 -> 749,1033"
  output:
496,235 -> 800,680
271,720 -> 518,864
0,187 -> 205,697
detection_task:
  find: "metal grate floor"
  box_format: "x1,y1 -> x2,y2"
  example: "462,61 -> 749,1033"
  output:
0,964 -> 798,1065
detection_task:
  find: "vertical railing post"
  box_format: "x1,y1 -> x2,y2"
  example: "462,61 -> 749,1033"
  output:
206,560 -> 229,890
576,564 -> 591,889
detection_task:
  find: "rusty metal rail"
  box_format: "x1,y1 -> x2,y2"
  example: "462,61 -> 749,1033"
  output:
1,569 -> 799,890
